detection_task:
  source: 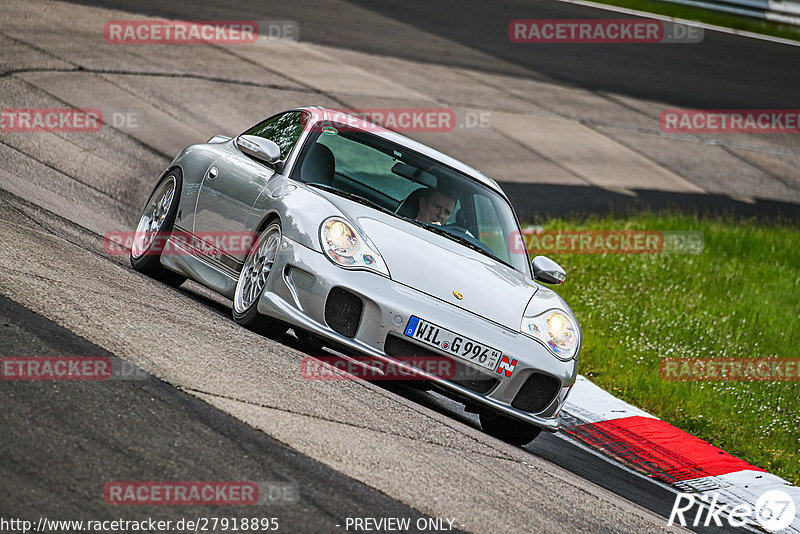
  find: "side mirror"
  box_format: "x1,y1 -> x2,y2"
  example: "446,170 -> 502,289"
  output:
532,255 -> 566,285
236,135 -> 281,165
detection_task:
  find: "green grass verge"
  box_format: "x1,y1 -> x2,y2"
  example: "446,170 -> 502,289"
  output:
532,212 -> 799,485
584,0 -> 800,41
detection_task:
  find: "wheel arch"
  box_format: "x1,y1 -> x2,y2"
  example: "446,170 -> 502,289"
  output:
255,211 -> 281,235
143,165 -> 184,203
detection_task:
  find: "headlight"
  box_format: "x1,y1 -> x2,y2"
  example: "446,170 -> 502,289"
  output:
521,310 -> 579,360
320,217 -> 389,277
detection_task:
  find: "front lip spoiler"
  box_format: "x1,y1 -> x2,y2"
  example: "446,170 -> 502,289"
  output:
260,290 -> 561,433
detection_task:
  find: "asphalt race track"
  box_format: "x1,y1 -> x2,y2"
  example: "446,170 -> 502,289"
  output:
0,189 -> 712,533
1,0 -> 797,532
64,0 -> 800,218
0,292 -> 443,533
70,0 -> 800,109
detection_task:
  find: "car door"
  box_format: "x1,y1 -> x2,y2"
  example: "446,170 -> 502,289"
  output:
194,154 -> 274,234
193,110 -> 309,259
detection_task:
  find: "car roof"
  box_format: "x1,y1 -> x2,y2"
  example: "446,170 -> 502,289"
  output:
297,106 -> 506,196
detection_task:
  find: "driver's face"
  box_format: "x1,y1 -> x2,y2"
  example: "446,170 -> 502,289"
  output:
418,192 -> 456,225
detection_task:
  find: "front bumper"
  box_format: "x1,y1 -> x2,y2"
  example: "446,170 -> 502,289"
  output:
257,236 -> 577,432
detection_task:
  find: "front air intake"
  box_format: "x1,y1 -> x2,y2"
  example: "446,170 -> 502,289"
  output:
324,287 -> 363,338
511,373 -> 560,413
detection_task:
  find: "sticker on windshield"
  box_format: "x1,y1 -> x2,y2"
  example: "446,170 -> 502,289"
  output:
322,125 -> 338,135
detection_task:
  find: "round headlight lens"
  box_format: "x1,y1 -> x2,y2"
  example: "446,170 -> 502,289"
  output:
520,310 -> 579,360
545,311 -> 577,358
319,217 -> 390,276
322,219 -> 359,263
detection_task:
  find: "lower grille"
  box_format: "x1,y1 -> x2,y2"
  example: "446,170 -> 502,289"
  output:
511,373 -> 560,413
324,287 -> 363,338
383,334 -> 499,394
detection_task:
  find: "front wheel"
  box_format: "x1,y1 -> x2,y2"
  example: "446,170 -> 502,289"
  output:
232,222 -> 284,336
130,172 -> 187,287
480,411 -> 542,446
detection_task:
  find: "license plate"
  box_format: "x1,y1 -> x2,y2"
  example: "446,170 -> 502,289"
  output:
403,316 -> 502,372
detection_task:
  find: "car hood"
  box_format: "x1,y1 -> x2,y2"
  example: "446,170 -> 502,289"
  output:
313,189 -> 537,330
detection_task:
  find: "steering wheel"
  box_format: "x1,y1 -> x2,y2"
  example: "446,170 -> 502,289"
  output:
444,223 -> 488,245
443,223 -> 471,235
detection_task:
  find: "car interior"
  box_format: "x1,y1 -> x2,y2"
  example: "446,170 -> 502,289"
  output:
291,126 -> 519,268
297,130 -> 467,224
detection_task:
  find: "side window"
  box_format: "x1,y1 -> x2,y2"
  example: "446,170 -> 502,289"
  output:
241,111 -> 309,160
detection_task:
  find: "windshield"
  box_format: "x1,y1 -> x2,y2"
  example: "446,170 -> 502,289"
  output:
293,122 -> 530,275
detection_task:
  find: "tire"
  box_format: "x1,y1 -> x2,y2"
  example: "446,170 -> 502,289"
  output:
232,221 -> 284,336
130,172 -> 187,287
480,411 -> 542,446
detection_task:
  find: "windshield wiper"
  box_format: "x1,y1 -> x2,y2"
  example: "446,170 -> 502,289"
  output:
306,183 -> 399,218
409,219 -> 513,268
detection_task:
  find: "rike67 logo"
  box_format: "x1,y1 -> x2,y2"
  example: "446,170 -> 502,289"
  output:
668,490 -> 796,531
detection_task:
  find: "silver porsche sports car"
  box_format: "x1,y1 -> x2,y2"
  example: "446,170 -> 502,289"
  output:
131,106 -> 580,445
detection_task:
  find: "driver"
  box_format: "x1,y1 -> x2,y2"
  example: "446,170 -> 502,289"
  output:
417,188 -> 456,226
